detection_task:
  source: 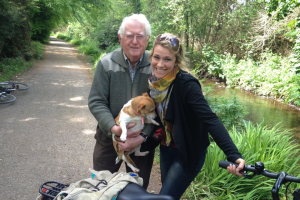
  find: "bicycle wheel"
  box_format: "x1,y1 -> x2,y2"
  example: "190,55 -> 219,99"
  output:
14,82 -> 29,91
0,94 -> 16,104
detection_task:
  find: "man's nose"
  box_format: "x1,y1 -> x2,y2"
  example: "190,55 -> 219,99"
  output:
132,36 -> 138,43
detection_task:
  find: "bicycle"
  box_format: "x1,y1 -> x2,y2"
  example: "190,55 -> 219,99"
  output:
219,160 -> 300,200
0,81 -> 29,104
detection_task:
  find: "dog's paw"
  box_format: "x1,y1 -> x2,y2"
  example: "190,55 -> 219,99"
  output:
133,168 -> 140,173
120,135 -> 127,142
135,151 -> 149,156
115,157 -> 121,164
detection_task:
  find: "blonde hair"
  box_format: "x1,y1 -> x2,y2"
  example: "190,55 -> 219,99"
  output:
148,33 -> 189,72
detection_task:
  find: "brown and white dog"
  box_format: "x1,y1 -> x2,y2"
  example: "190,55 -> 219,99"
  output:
113,93 -> 159,172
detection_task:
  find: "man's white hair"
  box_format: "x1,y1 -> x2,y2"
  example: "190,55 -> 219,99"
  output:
118,14 -> 151,38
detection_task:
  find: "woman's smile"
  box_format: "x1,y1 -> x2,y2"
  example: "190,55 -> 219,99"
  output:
151,45 -> 176,79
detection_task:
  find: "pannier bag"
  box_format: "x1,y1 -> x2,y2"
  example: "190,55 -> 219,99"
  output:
38,169 -> 143,200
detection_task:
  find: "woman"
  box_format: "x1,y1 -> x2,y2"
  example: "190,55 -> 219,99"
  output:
148,33 -> 245,200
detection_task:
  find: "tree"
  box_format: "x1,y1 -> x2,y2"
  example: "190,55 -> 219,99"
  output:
0,0 -> 31,58
265,0 -> 300,20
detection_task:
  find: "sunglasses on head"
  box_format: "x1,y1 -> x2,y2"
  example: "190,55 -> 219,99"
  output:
156,34 -> 180,52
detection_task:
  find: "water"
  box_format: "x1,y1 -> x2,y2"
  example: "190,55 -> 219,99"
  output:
202,80 -> 300,139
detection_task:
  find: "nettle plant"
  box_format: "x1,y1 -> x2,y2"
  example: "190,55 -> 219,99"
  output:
286,28 -> 300,106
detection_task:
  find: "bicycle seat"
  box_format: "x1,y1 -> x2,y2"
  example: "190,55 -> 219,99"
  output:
117,183 -> 174,200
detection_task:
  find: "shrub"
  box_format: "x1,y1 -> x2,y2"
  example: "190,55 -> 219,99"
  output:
70,38 -> 82,46
23,41 -> 44,61
202,83 -> 247,131
56,33 -> 72,41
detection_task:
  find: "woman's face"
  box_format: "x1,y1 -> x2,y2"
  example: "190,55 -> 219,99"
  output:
151,45 -> 176,79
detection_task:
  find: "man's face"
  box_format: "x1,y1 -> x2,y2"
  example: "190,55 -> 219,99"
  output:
118,20 -> 149,64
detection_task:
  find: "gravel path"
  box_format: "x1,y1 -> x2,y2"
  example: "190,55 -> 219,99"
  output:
0,37 -> 161,200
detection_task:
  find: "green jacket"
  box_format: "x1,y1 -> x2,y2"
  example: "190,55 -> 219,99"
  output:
88,48 -> 153,138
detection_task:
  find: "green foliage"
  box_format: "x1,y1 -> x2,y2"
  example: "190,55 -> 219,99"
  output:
0,0 -> 31,58
78,45 -> 101,60
24,41 -> 44,61
265,0 -> 300,20
290,31 -> 300,74
202,83 -> 247,130
0,40 -> 43,81
29,0 -> 57,44
216,51 -> 300,106
209,96 -> 247,131
184,121 -> 300,199
202,45 -> 224,78
70,38 -> 82,46
56,33 -> 72,42
0,57 -> 33,82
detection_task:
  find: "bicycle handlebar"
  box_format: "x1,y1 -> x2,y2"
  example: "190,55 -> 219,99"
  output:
219,161 -> 300,183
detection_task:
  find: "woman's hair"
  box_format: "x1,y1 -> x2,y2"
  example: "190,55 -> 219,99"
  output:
149,33 -> 189,72
118,14 -> 151,38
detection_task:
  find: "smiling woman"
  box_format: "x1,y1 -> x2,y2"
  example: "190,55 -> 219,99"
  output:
148,33 -> 245,200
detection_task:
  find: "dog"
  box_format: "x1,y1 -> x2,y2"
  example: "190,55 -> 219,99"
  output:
113,93 -> 159,173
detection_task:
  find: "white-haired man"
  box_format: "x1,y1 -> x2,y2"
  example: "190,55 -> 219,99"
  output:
88,13 -> 156,189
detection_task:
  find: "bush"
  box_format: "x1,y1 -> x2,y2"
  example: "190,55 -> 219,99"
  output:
217,51 -> 300,106
23,41 -> 44,61
30,41 -> 44,60
202,83 -> 247,130
56,33 -> 72,41
70,38 -> 82,46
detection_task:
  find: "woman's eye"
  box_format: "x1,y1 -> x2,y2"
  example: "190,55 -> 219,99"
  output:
153,55 -> 159,60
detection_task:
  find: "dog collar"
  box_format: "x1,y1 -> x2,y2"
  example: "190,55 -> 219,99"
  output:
132,108 -> 144,125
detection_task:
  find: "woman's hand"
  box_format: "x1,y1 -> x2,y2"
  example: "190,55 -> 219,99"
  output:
117,136 -> 144,152
227,158 -> 245,177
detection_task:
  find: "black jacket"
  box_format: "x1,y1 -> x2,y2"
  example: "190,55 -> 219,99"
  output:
164,71 -> 242,175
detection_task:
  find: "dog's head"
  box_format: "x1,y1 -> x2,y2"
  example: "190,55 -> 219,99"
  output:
131,93 -> 155,115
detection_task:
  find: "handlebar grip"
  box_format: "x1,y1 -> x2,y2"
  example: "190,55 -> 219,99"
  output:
219,161 -> 238,169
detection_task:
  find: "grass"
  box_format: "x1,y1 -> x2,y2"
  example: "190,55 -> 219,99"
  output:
0,41 -> 44,82
183,121 -> 300,199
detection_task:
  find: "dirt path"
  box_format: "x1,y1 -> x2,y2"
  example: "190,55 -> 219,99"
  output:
0,37 -> 161,199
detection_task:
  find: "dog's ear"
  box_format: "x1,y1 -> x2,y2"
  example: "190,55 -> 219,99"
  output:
142,93 -> 149,97
138,103 -> 146,113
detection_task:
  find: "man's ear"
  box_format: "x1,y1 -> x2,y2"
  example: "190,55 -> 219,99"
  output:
118,34 -> 122,44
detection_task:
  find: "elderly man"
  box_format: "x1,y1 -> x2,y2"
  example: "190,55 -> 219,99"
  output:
88,14 -> 155,189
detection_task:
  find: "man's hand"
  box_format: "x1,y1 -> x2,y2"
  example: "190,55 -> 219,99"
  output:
117,136 -> 144,152
110,123 -> 142,137
227,158 -> 245,177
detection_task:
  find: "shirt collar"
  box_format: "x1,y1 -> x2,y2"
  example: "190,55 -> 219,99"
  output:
123,53 -> 143,67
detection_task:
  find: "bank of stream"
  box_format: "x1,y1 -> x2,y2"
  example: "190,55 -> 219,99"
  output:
203,80 -> 300,141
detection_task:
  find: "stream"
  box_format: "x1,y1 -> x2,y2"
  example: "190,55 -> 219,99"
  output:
202,80 -> 300,140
